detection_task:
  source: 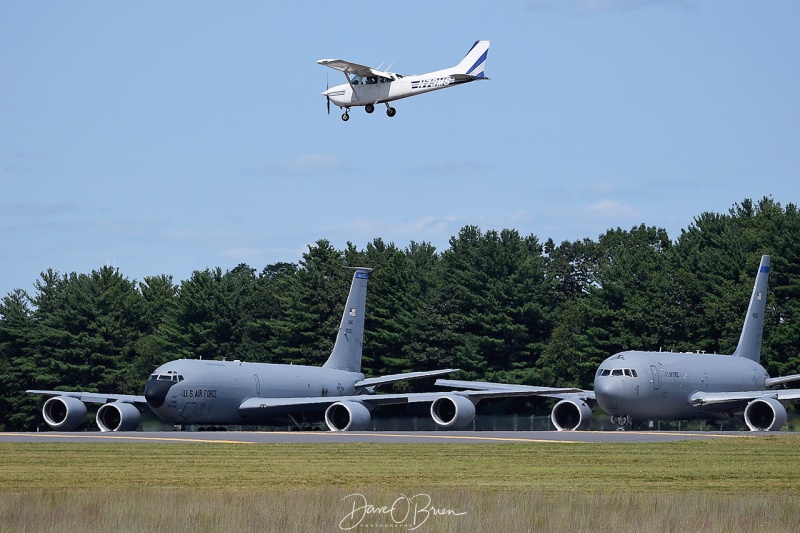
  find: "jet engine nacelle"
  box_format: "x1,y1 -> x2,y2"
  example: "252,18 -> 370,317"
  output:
42,396 -> 87,431
744,397 -> 787,431
430,394 -> 476,429
550,399 -> 593,431
96,402 -> 141,432
325,401 -> 371,431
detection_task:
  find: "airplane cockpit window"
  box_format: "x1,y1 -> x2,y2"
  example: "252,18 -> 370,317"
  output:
599,368 -> 639,378
365,76 -> 377,84
149,371 -> 184,383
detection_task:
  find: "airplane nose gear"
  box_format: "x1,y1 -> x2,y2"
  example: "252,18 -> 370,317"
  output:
341,110 -> 350,122
365,103 -> 375,114
386,106 -> 396,117
611,415 -> 632,431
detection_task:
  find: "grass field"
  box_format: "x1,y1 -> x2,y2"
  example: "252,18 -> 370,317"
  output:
1,435 -> 799,532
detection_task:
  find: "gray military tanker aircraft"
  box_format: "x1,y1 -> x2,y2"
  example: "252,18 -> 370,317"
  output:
439,255 -> 800,431
29,268 -> 573,432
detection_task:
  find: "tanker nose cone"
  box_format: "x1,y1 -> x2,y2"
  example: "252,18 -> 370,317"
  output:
144,379 -> 174,409
593,377 -> 622,412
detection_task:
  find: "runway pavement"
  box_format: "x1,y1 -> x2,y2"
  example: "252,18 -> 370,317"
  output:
0,430 -> 760,444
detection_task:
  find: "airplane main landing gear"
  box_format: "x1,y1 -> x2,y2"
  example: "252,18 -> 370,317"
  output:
386,106 -> 396,117
611,415 -> 632,431
341,110 -> 350,122
365,103 -> 375,114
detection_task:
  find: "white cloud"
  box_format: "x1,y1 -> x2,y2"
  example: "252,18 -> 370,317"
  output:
411,159 -> 487,176
315,214 -> 467,251
244,153 -> 350,178
0,202 -> 76,217
585,199 -> 640,218
286,153 -> 348,175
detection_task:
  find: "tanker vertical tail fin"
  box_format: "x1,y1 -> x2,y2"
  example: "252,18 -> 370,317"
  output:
323,267 -> 372,372
732,255 -> 770,362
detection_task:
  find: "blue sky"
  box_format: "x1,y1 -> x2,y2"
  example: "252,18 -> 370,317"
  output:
2,1 -> 798,298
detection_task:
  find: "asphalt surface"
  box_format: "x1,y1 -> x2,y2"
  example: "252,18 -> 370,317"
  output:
0,430 -> 763,444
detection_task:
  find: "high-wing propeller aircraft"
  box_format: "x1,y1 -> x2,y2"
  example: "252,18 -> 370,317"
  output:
28,267 -> 569,432
318,40 -> 490,121
438,255 -> 800,431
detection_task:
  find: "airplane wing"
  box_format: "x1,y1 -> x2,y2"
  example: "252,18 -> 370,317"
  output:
26,389 -> 146,404
238,386 -> 585,415
237,392 -> 442,416
317,59 -> 393,79
434,379 -> 593,400
355,369 -> 459,390
766,374 -> 800,387
690,389 -> 800,406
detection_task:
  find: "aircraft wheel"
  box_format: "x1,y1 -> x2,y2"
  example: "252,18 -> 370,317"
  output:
386,107 -> 396,117
365,104 -> 374,114
611,415 -> 632,431
341,112 -> 349,122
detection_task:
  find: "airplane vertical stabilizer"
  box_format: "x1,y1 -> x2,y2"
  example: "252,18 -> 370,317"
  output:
323,268 -> 372,372
454,40 -> 490,78
732,255 -> 770,362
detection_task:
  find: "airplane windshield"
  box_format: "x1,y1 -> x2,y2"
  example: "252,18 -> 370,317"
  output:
598,368 -> 638,378
149,371 -> 184,383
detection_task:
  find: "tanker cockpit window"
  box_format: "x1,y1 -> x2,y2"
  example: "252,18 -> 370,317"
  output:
599,368 -> 638,378
150,372 -> 184,383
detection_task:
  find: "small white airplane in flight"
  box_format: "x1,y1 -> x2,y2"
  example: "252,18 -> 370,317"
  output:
318,40 -> 490,121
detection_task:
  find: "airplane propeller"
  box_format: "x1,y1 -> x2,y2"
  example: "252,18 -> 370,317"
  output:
325,75 -> 330,115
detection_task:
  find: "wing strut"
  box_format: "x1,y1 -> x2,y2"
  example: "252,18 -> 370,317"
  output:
343,71 -> 360,104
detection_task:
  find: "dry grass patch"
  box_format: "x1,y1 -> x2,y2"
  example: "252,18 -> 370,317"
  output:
1,435 -> 799,531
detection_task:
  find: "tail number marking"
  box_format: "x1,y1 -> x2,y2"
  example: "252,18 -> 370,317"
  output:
412,77 -> 453,90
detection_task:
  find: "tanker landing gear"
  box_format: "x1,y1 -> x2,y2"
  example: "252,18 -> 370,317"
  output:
612,415 -> 632,431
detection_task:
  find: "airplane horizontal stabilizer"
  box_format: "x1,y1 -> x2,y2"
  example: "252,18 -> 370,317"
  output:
450,74 -> 490,81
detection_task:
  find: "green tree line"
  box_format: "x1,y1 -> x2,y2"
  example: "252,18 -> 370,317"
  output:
1,197 -> 798,430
